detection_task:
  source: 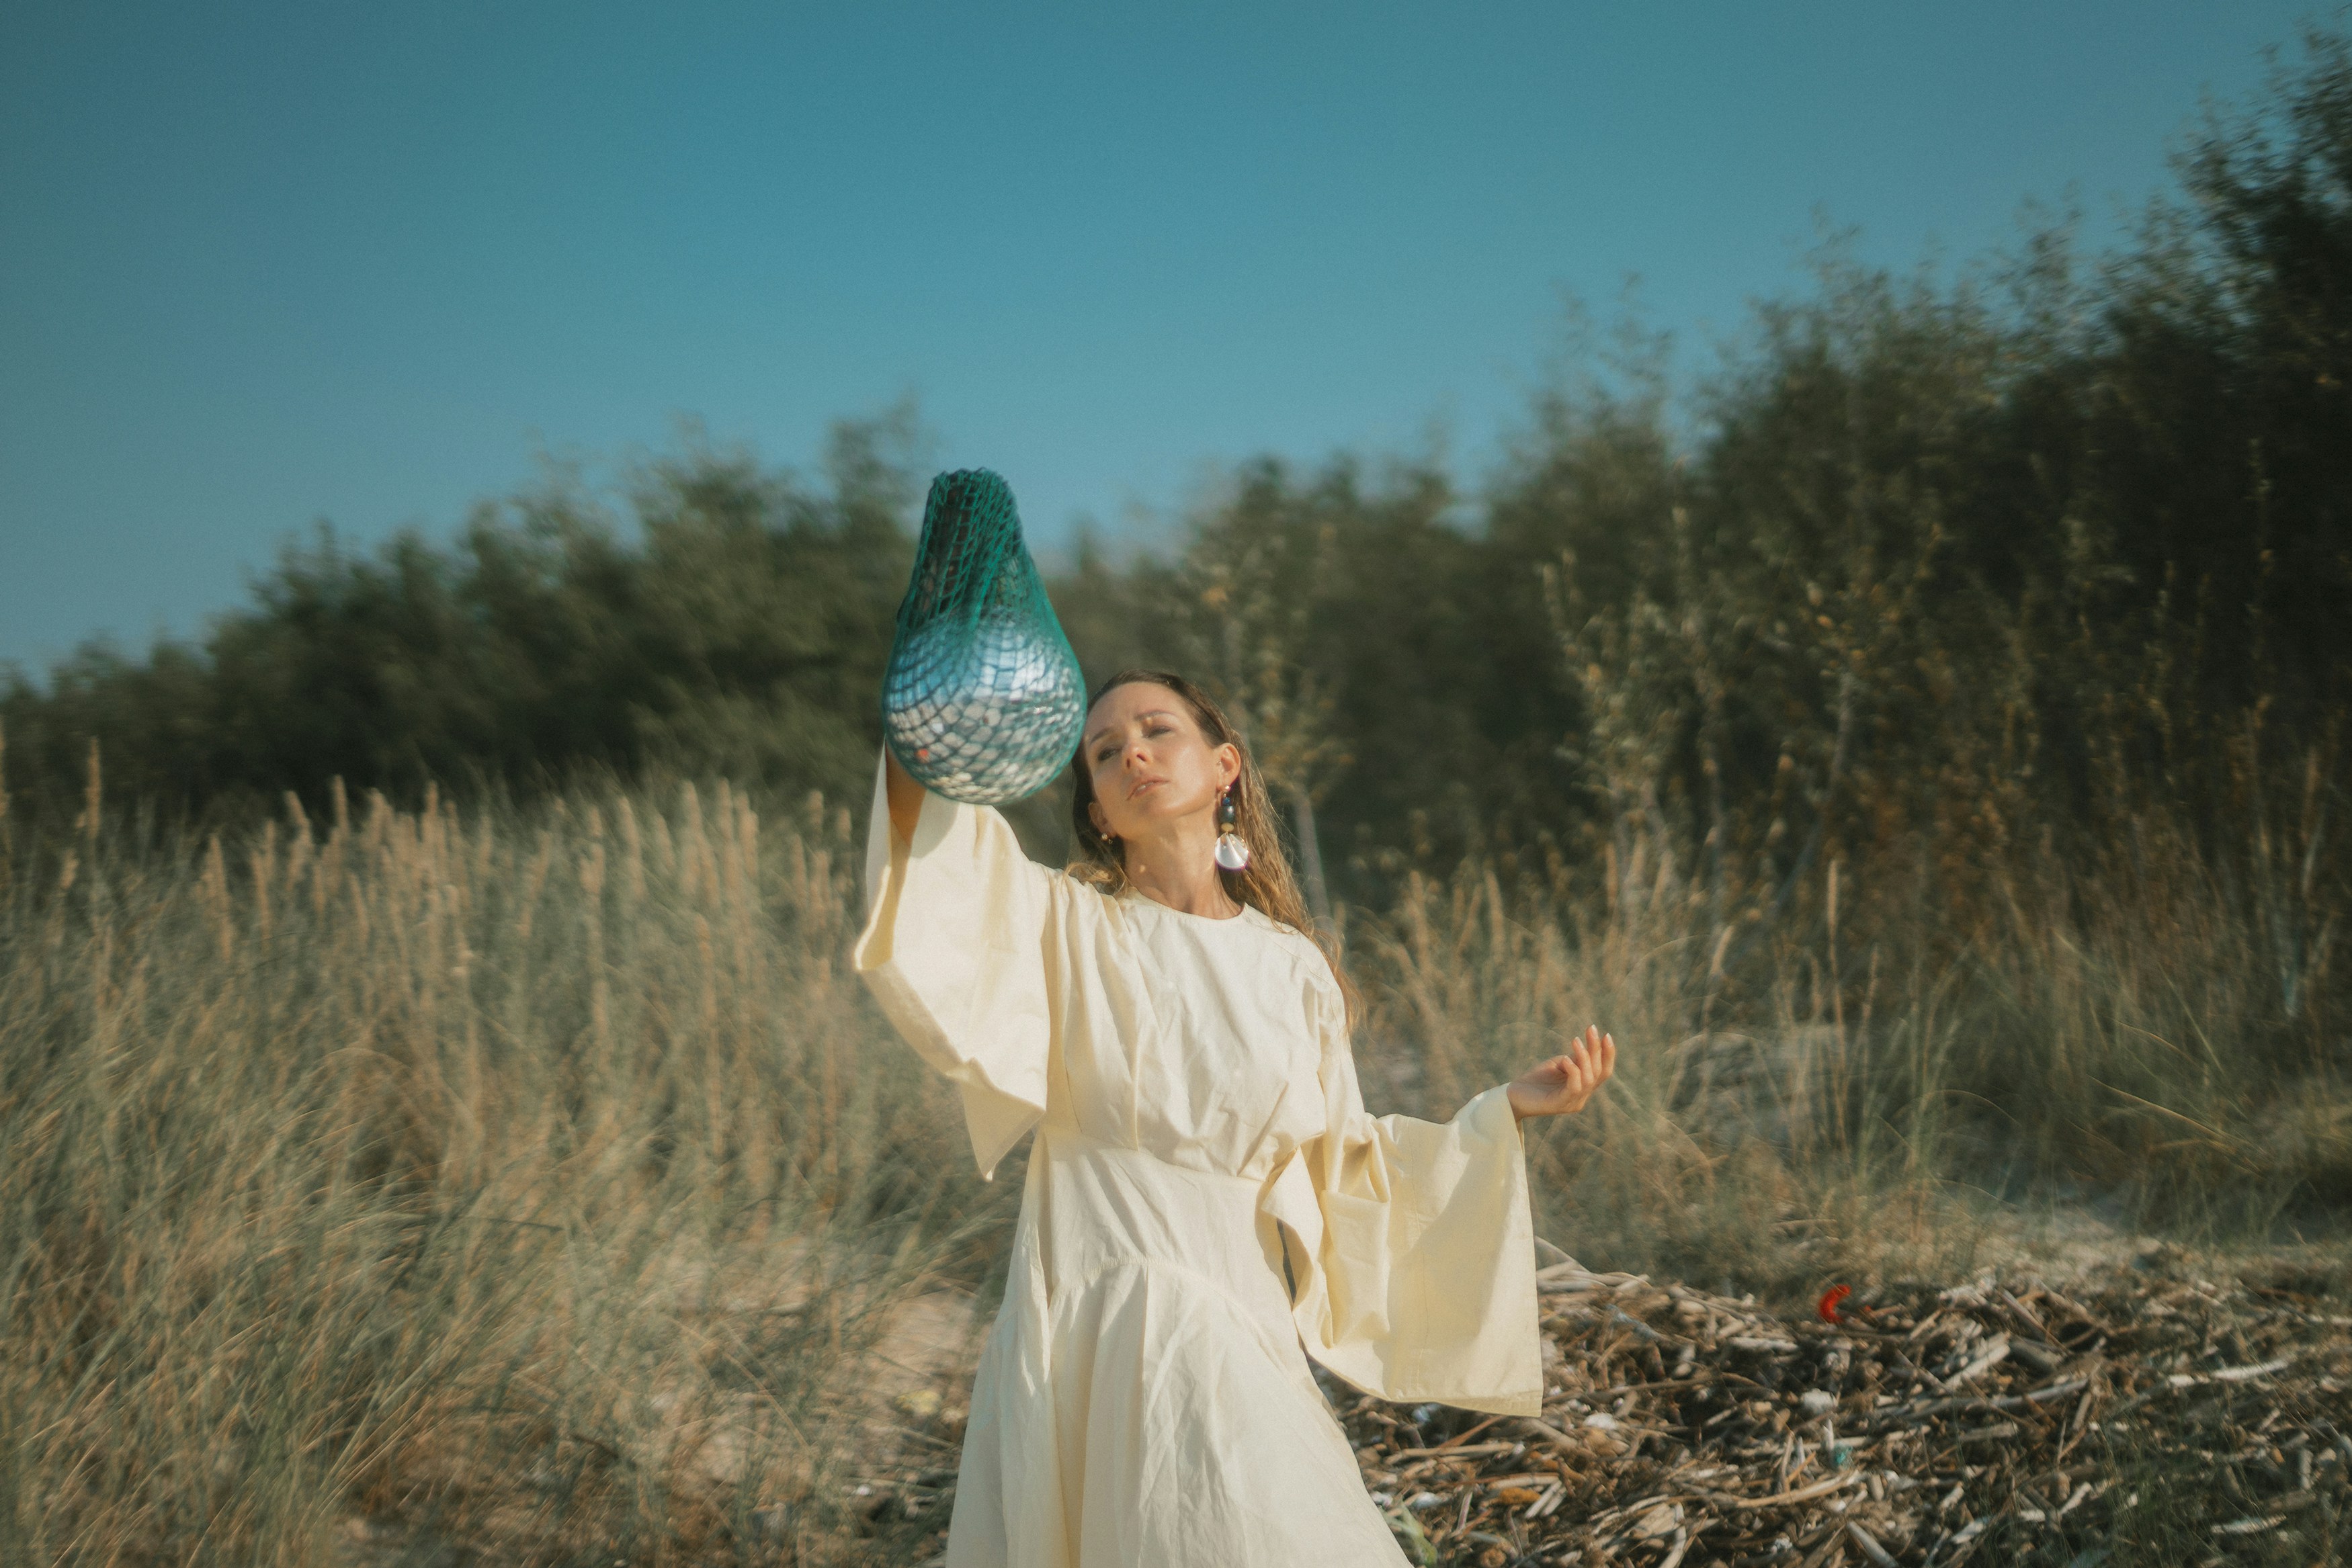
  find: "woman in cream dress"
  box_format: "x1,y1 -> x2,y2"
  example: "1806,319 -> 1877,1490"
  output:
855,669 -> 1615,1567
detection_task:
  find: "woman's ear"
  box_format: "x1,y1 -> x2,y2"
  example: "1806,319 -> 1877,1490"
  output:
1087,799 -> 1113,839
1216,743 -> 1241,789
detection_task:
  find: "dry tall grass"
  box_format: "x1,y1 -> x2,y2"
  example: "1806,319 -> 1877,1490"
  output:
0,763 -> 992,1566
2,738 -> 2343,1564
1357,753 -> 2349,1300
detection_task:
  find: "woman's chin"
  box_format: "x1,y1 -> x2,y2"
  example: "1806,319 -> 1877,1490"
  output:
1106,799 -> 1210,837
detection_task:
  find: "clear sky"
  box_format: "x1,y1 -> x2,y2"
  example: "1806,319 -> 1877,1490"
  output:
0,2 -> 2332,675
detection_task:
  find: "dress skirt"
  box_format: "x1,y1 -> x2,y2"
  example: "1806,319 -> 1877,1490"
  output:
949,1127 -> 1406,1566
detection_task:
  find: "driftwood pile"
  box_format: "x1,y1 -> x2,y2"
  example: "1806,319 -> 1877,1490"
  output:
1337,1252 -> 2352,1565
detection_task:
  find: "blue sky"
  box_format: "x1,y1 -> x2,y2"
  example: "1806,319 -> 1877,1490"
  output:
0,2 -> 2331,674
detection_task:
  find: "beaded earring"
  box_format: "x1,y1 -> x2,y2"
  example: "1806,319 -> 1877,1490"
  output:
1213,783 -> 1251,872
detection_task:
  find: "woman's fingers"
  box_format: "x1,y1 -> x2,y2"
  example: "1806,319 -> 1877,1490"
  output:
1514,1030 -> 1620,1119
1561,1029 -> 1613,1108
1579,1029 -> 1615,1081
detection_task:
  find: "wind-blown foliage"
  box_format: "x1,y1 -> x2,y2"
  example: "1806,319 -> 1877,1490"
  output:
8,38 -> 2348,900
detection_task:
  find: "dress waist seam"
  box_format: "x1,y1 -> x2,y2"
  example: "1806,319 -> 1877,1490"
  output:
1047,1253 -> 1297,1342
1036,1122 -> 1282,1196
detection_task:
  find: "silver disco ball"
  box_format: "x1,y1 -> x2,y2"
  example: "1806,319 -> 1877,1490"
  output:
882,609 -> 1085,804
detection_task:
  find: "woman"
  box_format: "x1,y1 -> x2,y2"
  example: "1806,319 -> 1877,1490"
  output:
855,669 -> 1615,1567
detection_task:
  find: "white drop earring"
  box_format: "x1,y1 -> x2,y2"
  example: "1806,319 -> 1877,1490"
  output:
1213,784 -> 1251,872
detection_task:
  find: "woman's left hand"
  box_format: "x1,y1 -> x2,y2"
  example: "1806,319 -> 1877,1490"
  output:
1507,1025 -> 1616,1121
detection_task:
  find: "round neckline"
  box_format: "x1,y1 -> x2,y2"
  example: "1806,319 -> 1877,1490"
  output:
1117,885 -> 1260,926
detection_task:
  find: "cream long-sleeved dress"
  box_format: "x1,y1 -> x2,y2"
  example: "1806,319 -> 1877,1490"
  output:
853,761 -> 1542,1567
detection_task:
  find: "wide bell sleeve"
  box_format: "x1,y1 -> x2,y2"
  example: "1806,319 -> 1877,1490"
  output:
851,752 -> 1057,1180
1263,977 -> 1544,1415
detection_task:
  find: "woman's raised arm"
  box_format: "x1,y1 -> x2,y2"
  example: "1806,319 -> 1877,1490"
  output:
854,751 -> 1062,1180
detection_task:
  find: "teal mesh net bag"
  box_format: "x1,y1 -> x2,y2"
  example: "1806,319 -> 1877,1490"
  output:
880,469 -> 1086,804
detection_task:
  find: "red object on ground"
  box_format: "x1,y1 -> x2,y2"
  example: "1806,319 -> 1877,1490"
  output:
1817,1285 -> 1853,1324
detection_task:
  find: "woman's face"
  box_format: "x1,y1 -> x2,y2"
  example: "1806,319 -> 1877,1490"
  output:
1082,683 -> 1239,844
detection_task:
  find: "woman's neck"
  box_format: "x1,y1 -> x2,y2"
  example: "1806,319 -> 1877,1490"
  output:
1120,823 -> 1242,919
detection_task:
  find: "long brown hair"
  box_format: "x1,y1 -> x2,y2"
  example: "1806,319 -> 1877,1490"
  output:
1068,670 -> 1356,1017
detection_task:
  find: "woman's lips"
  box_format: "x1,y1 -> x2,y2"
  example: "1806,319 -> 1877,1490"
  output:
1127,776 -> 1169,799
